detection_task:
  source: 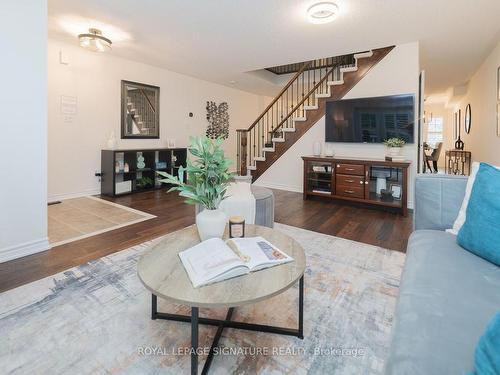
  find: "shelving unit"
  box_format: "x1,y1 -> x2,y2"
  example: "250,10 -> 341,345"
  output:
101,148 -> 187,197
302,156 -> 411,216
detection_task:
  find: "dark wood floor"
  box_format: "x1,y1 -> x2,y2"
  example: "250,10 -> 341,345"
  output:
0,189 -> 412,293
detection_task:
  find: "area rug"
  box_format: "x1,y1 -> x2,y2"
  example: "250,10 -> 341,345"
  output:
0,223 -> 405,374
48,196 -> 156,246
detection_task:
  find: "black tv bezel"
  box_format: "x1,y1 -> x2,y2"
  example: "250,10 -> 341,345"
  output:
324,94 -> 416,144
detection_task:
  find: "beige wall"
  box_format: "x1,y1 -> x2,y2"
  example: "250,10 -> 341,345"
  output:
254,43 -> 420,208
48,39 -> 269,200
456,39 -> 500,165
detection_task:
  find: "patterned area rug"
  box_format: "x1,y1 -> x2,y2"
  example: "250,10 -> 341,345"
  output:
0,224 -> 405,375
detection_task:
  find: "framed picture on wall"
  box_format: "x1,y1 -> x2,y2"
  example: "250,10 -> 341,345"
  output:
454,111 -> 458,140
497,66 -> 500,100
497,103 -> 500,137
121,80 -> 160,139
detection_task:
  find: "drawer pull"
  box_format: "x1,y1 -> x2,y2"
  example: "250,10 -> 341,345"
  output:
344,190 -> 355,194
345,179 -> 354,183
345,168 -> 355,171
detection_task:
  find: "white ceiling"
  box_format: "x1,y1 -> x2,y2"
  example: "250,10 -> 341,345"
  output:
48,0 -> 500,97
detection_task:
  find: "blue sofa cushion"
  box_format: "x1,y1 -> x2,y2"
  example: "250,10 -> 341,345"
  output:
458,163 -> 500,266
471,312 -> 500,375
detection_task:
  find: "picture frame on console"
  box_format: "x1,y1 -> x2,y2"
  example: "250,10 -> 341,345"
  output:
390,183 -> 402,200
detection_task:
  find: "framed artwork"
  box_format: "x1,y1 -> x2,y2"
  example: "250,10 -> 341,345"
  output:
390,183 -> 402,200
121,80 -> 160,139
453,111 -> 458,140
497,103 -> 500,137
464,104 -> 471,134
497,66 -> 500,100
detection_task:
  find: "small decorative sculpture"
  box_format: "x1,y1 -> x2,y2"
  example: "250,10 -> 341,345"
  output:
137,152 -> 146,169
206,101 -> 229,139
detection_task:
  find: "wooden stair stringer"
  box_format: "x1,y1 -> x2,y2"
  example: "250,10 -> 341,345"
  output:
251,45 -> 395,182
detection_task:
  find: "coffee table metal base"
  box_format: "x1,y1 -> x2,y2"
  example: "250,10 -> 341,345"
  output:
151,276 -> 304,375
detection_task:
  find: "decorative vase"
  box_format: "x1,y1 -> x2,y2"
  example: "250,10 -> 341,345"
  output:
137,152 -> 146,169
324,143 -> 334,157
196,208 -> 227,241
107,131 -> 117,149
313,141 -> 322,156
388,146 -> 402,157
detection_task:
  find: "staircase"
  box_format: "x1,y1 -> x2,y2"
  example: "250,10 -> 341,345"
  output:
236,46 -> 395,181
126,89 -> 156,136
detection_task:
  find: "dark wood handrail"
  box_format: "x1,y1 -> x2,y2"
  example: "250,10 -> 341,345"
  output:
244,60 -> 312,132
272,62 -> 342,133
140,88 -> 156,113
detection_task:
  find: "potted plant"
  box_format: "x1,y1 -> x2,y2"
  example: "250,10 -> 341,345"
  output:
157,136 -> 234,241
384,137 -> 406,157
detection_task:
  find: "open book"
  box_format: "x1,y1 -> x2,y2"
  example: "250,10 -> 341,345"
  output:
179,236 -> 294,288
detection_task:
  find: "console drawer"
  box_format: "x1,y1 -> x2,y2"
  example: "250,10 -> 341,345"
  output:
335,185 -> 365,199
336,163 -> 364,176
336,174 -> 364,186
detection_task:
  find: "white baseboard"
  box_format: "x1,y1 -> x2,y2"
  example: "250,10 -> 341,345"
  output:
0,237 -> 50,263
48,188 -> 100,203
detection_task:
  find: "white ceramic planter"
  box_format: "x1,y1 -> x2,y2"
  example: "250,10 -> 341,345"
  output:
196,208 -> 227,241
387,146 -> 403,157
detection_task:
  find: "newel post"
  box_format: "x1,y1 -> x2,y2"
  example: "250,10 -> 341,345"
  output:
237,130 -> 248,176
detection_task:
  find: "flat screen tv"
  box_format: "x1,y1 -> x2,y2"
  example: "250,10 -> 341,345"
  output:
325,94 -> 415,143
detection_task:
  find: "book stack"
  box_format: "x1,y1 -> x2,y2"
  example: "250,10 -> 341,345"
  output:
385,156 -> 406,162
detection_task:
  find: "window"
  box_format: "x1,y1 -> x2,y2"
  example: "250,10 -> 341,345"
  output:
427,117 -> 443,144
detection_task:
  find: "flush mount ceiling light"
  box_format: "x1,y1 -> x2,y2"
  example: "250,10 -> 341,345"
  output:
307,2 -> 339,24
78,28 -> 112,52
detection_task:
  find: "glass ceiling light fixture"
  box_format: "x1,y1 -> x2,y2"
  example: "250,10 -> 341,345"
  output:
307,2 -> 339,24
78,28 -> 112,52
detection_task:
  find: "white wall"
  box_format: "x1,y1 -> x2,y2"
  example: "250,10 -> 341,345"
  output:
48,39 -> 270,200
0,0 -> 49,262
255,43 -> 420,208
456,39 -> 500,165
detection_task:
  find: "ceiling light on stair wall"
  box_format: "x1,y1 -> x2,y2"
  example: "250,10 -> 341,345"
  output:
78,28 -> 112,52
307,2 -> 339,24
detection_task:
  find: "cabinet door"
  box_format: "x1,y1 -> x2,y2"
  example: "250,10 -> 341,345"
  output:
305,160 -> 334,196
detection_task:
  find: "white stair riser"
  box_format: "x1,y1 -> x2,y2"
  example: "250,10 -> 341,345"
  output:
327,80 -> 344,86
354,51 -> 374,59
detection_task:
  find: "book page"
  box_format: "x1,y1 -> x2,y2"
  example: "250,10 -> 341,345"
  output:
228,237 -> 293,271
179,238 -> 244,287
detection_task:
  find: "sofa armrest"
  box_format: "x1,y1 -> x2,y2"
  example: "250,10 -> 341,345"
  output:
414,174 -> 468,231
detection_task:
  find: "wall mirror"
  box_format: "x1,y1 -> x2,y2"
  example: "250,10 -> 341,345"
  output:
464,104 -> 471,134
121,80 -> 160,139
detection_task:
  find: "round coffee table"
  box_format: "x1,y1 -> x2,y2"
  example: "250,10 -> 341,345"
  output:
138,224 -> 306,375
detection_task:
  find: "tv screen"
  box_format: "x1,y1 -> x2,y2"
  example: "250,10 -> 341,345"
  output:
325,94 -> 415,143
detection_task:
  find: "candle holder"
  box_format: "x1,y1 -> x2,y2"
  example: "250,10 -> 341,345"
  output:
229,216 -> 245,238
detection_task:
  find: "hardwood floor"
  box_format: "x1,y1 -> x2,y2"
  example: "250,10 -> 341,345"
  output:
0,189 -> 412,293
